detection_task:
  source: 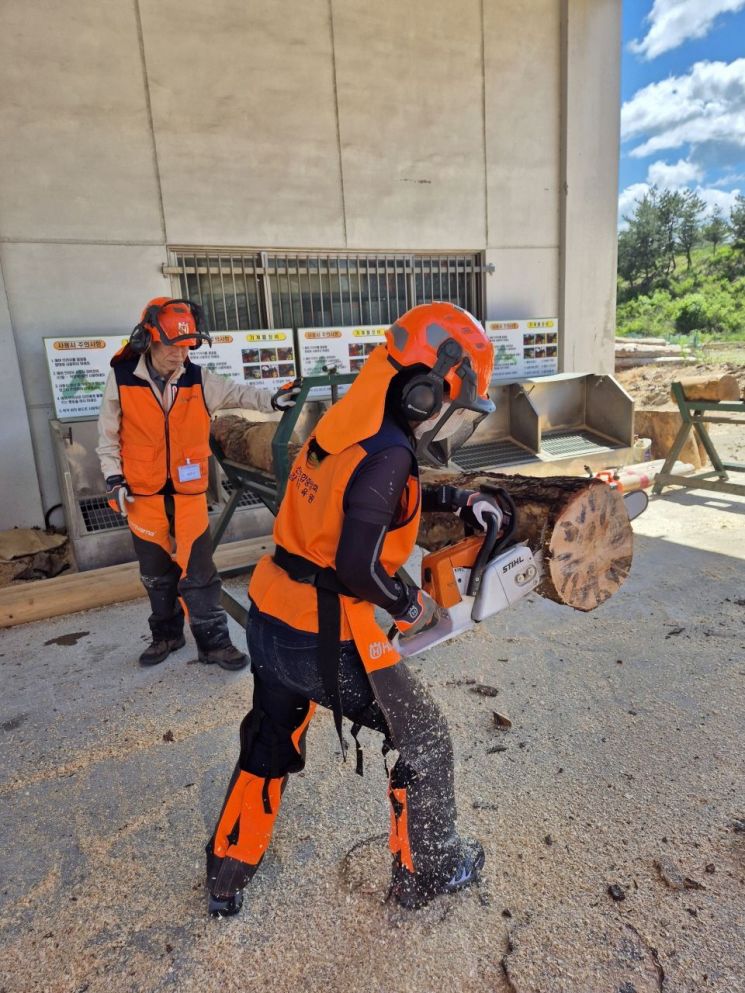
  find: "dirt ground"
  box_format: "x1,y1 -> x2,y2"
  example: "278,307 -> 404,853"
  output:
1,352 -> 743,993
616,349 -> 745,410
1,436 -> 744,992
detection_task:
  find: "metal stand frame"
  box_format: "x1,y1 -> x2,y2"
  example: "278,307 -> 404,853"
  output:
653,381 -> 745,497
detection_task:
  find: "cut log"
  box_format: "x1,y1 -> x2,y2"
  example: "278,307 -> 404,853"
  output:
677,374 -> 740,402
634,408 -> 707,469
211,415 -> 300,473
418,471 -> 633,612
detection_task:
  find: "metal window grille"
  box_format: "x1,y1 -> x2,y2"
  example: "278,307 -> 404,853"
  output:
165,250 -> 485,329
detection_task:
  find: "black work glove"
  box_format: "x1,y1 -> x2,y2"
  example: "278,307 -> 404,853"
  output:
106,475 -> 134,517
271,378 -> 302,411
456,488 -> 513,534
393,589 -> 441,639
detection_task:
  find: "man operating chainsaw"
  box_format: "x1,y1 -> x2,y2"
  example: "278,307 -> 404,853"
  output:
96,296 -> 300,670
206,301 -> 512,914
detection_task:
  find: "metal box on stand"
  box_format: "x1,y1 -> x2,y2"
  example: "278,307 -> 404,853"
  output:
49,418 -> 273,571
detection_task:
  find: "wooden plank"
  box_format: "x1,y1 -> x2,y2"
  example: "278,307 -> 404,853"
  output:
0,535 -> 274,629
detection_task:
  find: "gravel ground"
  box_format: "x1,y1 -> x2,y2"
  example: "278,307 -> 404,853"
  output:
1,445 -> 744,993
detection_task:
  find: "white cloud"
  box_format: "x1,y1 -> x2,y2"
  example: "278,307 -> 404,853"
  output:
646,158 -> 703,186
712,171 -> 745,186
618,183 -> 651,228
621,59 -> 745,161
629,0 -> 745,61
695,185 -> 742,215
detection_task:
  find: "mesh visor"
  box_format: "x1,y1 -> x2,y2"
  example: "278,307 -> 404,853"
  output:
415,398 -> 493,467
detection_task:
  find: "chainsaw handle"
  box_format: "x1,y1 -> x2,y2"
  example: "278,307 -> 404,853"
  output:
465,488 -> 518,598
466,512 -> 500,597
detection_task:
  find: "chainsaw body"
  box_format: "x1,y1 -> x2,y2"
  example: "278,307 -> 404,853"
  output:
392,511 -> 542,658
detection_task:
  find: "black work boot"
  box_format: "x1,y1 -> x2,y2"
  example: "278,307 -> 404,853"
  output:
138,634 -> 186,667
197,643 -> 249,671
208,889 -> 244,918
391,839 -> 485,910
206,840 -> 254,918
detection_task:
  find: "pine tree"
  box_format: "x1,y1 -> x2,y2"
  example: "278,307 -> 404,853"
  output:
702,206 -> 729,254
678,189 -> 705,270
731,194 -> 745,249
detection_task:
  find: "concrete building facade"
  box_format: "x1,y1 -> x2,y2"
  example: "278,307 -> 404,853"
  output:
0,0 -> 621,530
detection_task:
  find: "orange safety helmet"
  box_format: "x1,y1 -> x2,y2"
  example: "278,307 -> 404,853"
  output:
386,302 -> 494,410
129,297 -> 212,353
314,302 -> 495,466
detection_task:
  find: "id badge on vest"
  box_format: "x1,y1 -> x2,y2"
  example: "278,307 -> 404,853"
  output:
177,460 -> 202,483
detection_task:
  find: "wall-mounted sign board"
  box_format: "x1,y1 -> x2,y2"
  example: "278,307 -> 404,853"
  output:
44,330 -> 297,420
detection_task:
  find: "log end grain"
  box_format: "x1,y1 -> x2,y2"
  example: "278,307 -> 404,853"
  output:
545,482 -> 632,611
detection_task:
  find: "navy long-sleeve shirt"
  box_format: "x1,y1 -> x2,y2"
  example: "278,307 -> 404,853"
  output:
334,438 -> 471,618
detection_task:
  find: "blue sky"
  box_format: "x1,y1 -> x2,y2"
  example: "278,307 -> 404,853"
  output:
619,0 -> 745,224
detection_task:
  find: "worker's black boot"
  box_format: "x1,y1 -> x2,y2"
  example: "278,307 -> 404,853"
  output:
198,642 -> 249,671
208,889 -> 244,918
391,839 -> 485,910
138,634 -> 186,667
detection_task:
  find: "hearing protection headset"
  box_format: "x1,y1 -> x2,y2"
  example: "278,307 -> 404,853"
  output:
399,338 -> 466,421
129,299 -> 211,354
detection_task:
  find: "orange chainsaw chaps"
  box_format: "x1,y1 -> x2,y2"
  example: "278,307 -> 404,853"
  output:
421,535 -> 485,609
291,701 -> 316,756
213,771 -> 284,867
388,786 -> 415,872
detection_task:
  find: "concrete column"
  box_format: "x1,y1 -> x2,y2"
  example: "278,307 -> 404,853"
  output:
0,258 -> 44,529
559,0 -> 621,374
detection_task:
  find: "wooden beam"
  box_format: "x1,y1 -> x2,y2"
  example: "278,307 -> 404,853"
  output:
0,536 -> 274,629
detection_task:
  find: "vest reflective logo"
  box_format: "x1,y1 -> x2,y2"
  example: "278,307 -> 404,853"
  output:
369,640 -> 393,661
131,521 -> 156,537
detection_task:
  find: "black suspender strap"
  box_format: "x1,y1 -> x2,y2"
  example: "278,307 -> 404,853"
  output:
316,584 -> 346,759
273,545 -> 354,758
349,722 -> 364,777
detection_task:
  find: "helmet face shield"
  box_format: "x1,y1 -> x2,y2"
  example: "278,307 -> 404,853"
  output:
414,395 -> 494,466
144,299 -> 212,350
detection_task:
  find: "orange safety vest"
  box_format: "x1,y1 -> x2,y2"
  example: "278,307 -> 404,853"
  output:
249,420 -> 421,675
113,356 -> 212,496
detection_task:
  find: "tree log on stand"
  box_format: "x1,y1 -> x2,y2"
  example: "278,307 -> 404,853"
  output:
211,415 -> 301,473
418,471 -> 633,612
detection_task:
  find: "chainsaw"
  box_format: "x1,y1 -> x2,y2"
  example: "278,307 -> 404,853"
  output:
391,486 -> 647,659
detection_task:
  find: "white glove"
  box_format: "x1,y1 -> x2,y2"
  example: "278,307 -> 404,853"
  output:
106,476 -> 135,518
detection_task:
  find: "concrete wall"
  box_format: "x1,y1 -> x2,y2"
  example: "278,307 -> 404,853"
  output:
560,0 -> 622,375
0,0 -> 621,529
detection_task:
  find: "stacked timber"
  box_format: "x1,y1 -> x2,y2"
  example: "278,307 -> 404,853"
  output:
211,415 -> 301,473
615,338 -> 693,369
418,471 -> 633,612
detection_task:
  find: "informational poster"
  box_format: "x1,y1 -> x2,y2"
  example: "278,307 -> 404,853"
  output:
197,329 -> 296,390
44,335 -> 127,419
486,318 -> 559,381
45,329 -> 297,420
297,325 -> 388,397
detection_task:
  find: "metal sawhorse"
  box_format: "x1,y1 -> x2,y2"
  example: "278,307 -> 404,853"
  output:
653,380 -> 745,497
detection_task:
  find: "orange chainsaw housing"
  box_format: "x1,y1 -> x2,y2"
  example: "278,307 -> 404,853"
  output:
421,535 -> 484,609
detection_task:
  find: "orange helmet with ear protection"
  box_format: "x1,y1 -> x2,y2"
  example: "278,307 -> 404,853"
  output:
385,302 -> 494,405
314,301 -> 495,466
129,298 -> 211,353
